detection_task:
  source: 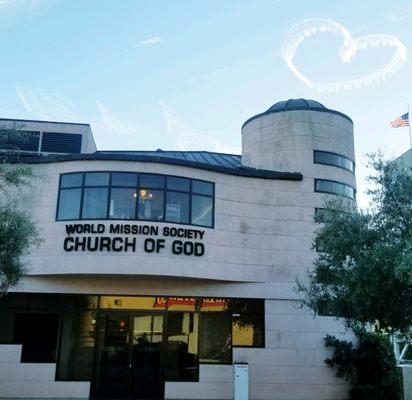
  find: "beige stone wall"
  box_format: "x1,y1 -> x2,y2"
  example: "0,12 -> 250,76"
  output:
403,368 -> 412,400
241,110 -> 354,179
0,345 -> 90,398
19,157 -> 351,299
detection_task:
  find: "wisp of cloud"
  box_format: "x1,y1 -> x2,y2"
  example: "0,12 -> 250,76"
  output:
158,100 -> 240,154
140,36 -> 162,46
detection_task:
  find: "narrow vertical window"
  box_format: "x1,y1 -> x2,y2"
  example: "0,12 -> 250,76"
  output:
232,299 -> 264,348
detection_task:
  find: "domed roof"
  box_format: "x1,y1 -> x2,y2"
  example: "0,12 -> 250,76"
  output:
242,98 -> 352,128
266,98 -> 326,112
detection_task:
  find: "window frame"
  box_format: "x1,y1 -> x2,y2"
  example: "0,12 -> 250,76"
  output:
164,310 -> 200,382
56,171 -> 215,228
313,150 -> 355,173
314,178 -> 356,200
198,309 -> 232,365
55,301 -> 98,382
231,299 -> 265,349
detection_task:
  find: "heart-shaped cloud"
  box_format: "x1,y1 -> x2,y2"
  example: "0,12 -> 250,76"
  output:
281,18 -> 407,92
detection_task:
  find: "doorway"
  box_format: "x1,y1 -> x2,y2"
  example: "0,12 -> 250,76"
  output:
92,311 -> 165,399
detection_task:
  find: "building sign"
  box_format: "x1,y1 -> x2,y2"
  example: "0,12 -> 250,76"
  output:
63,223 -> 205,256
154,297 -> 229,311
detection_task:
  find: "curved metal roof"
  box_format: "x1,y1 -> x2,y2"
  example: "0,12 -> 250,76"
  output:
17,150 -> 302,181
242,98 -> 352,128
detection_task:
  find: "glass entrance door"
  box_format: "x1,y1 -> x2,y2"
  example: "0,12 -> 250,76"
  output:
92,311 -> 164,399
130,314 -> 164,399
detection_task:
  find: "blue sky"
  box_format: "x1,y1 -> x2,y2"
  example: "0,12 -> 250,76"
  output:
0,0 -> 411,207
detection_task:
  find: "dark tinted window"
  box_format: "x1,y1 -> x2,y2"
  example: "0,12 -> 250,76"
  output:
165,312 -> 198,381
21,313 -> 60,362
29,294 -> 65,310
109,188 -> 137,219
315,208 -> 336,223
85,172 -> 110,186
57,309 -> 96,380
138,189 -> 164,221
61,173 -> 83,188
58,189 -> 82,220
64,296 -> 98,309
0,293 -> 29,308
0,293 -> 64,310
167,177 -> 190,192
315,179 -> 356,200
82,188 -> 108,218
111,172 -> 138,187
140,174 -> 165,189
191,195 -> 213,226
192,180 -> 213,196
57,172 -> 214,227
232,299 -> 264,348
199,313 -> 231,364
0,309 -> 26,343
41,132 -> 82,154
166,192 -> 189,223
314,150 -> 355,173
232,299 -> 264,314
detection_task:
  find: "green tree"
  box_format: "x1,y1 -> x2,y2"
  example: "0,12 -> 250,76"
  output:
324,331 -> 402,400
0,129 -> 41,293
297,154 -> 412,336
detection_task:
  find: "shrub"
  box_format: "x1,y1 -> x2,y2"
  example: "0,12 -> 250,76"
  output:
324,331 -> 403,400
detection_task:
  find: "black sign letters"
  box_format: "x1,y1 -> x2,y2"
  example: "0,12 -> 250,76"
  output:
63,223 -> 206,257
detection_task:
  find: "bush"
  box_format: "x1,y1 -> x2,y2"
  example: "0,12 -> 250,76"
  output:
324,331 -> 403,400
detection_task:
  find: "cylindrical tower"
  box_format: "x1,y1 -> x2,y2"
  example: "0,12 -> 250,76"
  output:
241,98 -> 356,200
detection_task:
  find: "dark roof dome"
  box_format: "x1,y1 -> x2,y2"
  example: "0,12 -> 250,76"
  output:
267,98 -> 326,112
242,98 -> 352,128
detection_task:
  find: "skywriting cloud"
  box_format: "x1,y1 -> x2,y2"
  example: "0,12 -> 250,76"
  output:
15,85 -> 81,121
281,18 -> 407,92
97,100 -> 139,137
140,36 -> 162,46
158,100 -> 240,154
0,0 -> 54,14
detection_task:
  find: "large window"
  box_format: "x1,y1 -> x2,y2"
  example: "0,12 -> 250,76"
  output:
314,150 -> 355,173
56,172 -> 214,228
314,179 -> 356,200
0,295 -> 264,383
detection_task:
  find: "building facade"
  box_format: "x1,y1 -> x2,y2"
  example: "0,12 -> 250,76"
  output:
0,99 -> 356,400
395,147 -> 412,169
394,146 -> 412,400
